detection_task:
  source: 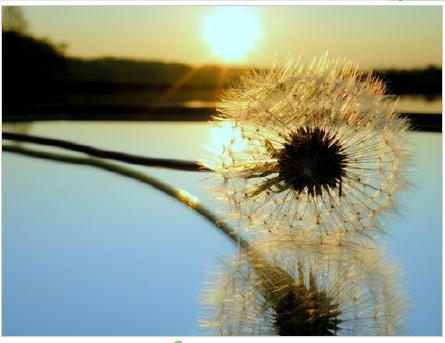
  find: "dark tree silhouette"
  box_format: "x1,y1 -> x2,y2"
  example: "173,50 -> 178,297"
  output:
2,31 -> 67,112
2,6 -> 28,34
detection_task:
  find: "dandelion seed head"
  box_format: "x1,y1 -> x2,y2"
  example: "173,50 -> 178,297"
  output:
204,55 -> 410,237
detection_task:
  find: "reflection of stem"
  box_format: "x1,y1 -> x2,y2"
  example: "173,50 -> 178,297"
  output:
3,144 -> 252,252
3,132 -> 210,172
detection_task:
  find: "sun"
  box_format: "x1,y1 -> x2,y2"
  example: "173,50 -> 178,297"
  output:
202,7 -> 262,63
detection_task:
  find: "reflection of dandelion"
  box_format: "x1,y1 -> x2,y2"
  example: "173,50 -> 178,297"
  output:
205,56 -> 410,238
200,233 -> 406,336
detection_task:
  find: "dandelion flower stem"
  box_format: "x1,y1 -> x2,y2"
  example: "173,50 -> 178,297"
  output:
3,132 -> 211,172
3,144 -> 259,257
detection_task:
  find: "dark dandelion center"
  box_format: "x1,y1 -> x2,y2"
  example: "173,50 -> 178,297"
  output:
272,282 -> 343,336
267,267 -> 343,336
277,127 -> 347,196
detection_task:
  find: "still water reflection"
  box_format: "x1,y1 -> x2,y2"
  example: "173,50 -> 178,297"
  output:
2,121 -> 442,336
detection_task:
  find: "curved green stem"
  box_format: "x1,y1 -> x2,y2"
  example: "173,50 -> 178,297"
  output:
3,132 -> 211,172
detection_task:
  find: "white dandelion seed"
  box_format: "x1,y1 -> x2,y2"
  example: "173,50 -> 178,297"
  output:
200,233 -> 407,336
204,55 -> 410,238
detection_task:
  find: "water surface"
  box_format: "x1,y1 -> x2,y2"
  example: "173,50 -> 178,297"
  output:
2,121 -> 442,335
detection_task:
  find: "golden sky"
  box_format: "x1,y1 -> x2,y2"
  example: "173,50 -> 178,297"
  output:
22,5 -> 442,68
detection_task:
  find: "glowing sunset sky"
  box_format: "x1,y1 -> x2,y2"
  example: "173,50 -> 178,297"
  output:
21,5 -> 442,68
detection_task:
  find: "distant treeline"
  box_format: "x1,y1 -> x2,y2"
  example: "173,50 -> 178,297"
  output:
62,59 -> 443,96
374,67 -> 441,96
2,30 -> 442,119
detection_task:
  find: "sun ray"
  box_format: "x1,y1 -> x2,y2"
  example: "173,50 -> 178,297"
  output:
156,66 -> 205,104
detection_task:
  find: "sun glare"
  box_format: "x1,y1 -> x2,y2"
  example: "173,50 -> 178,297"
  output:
206,121 -> 250,170
202,7 -> 261,63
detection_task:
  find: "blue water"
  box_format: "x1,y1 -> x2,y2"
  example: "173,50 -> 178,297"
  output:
2,121 -> 442,335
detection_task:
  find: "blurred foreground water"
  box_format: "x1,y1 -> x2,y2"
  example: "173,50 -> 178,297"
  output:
3,120 -> 442,336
